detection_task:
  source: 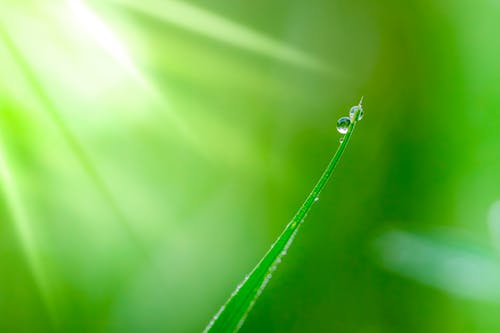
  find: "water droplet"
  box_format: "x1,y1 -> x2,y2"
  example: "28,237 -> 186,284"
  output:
314,197 -> 319,202
336,116 -> 351,134
339,137 -> 344,144
349,105 -> 364,121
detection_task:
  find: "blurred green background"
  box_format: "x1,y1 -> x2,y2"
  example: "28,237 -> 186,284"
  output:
1,0 -> 500,332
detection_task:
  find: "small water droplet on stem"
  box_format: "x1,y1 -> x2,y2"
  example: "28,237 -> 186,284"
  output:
349,105 -> 364,121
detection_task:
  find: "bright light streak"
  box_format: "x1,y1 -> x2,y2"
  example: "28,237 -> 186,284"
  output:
109,0 -> 333,75
67,0 -> 194,140
0,133 -> 56,320
488,200 -> 500,249
68,0 -> 146,85
376,229 -> 500,302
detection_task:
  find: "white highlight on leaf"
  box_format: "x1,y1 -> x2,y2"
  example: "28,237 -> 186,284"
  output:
488,200 -> 500,250
376,229 -> 500,302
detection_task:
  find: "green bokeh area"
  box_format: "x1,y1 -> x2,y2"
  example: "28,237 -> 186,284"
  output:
1,0 -> 500,332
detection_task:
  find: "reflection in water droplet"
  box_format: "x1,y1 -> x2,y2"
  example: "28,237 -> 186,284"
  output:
350,105 -> 364,121
336,117 -> 351,134
314,197 -> 319,202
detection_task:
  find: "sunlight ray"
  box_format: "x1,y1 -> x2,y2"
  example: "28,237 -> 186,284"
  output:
68,0 -> 147,86
0,127 -> 57,323
65,0 -> 195,141
0,26 -> 146,254
107,0 -> 333,74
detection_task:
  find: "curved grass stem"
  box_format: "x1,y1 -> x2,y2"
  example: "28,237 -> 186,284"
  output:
204,104 -> 364,333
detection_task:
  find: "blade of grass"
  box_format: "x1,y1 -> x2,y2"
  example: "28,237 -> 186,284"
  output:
204,103 -> 364,333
